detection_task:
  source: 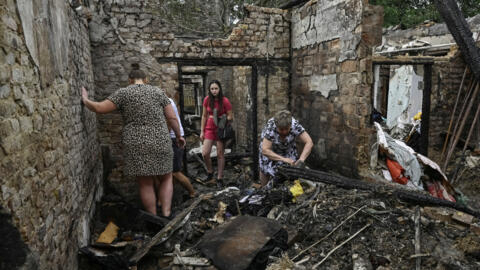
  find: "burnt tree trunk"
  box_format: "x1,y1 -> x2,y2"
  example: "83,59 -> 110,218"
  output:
434,0 -> 480,81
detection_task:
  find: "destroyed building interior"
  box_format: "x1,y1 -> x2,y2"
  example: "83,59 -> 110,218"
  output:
1,0 -> 480,269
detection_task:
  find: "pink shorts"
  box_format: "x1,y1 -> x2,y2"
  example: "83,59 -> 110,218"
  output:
204,117 -> 218,141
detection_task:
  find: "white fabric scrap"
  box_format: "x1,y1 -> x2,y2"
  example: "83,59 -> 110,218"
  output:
239,194 -> 265,205
382,170 -> 392,181
374,122 -> 423,190
214,187 -> 240,196
188,144 -> 231,158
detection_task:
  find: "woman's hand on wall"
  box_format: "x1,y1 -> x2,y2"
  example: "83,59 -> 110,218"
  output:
80,86 -> 116,114
81,87 -> 89,103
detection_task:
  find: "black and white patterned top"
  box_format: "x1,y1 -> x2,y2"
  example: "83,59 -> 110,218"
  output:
259,117 -> 305,177
108,84 -> 173,176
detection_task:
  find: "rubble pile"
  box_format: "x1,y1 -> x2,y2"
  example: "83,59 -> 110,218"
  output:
79,156 -> 480,270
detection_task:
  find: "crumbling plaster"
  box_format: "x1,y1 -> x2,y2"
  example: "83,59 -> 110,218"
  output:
291,0 -> 383,177
16,0 -> 70,87
291,0 -> 363,62
310,74 -> 338,98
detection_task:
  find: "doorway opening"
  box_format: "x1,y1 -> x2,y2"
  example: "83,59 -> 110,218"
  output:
372,59 -> 433,156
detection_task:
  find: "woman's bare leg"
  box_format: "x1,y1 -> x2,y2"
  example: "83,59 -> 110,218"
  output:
202,139 -> 215,175
173,172 -> 196,197
156,173 -> 173,217
260,172 -> 270,187
216,140 -> 225,179
137,176 -> 157,215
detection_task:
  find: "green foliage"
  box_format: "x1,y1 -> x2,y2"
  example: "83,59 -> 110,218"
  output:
370,0 -> 480,29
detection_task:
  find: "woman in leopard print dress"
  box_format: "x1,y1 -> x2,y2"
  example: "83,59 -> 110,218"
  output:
81,64 -> 185,217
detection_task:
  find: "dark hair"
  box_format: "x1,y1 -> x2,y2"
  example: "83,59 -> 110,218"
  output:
128,63 -> 146,80
207,80 -> 224,113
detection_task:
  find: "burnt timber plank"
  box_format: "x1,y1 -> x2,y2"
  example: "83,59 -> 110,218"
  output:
278,166 -> 480,218
434,0 -> 480,81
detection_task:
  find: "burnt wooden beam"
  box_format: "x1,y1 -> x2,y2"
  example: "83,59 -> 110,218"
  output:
137,210 -> 169,227
434,0 -> 480,81
129,194 -> 208,265
252,64 -> 259,179
177,63 -> 189,175
420,64 -> 432,156
372,56 -> 436,65
278,166 -> 480,218
157,57 -> 290,66
280,0 -> 309,9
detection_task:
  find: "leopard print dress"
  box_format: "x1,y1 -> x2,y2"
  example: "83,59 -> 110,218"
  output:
108,84 -> 173,176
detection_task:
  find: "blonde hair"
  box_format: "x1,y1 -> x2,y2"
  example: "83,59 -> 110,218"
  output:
274,110 -> 292,128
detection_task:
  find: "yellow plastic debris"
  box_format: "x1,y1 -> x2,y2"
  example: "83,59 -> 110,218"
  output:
289,180 -> 304,203
96,221 -> 119,244
414,112 -> 422,121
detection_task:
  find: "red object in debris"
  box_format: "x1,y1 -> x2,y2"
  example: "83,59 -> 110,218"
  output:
386,158 -> 409,185
425,180 -> 456,203
426,181 -> 439,198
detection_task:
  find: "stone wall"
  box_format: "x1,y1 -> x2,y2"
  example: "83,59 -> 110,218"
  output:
89,1 -> 291,201
291,1 -> 383,177
429,56 -> 471,160
257,64 -> 290,131
0,0 -> 102,269
231,66 -> 253,150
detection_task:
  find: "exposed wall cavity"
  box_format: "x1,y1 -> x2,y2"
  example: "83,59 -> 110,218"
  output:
0,206 -> 36,269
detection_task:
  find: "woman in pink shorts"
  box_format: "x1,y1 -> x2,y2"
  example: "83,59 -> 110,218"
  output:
200,80 -> 233,184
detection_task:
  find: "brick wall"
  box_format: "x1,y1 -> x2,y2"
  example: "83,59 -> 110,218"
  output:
429,54 -> 478,162
0,0 -> 102,269
89,1 -> 291,200
291,1 -> 383,177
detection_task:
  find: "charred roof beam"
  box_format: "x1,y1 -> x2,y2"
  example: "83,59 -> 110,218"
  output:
434,0 -> 480,81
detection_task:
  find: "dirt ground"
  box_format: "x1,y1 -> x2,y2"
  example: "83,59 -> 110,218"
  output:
79,149 -> 480,270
